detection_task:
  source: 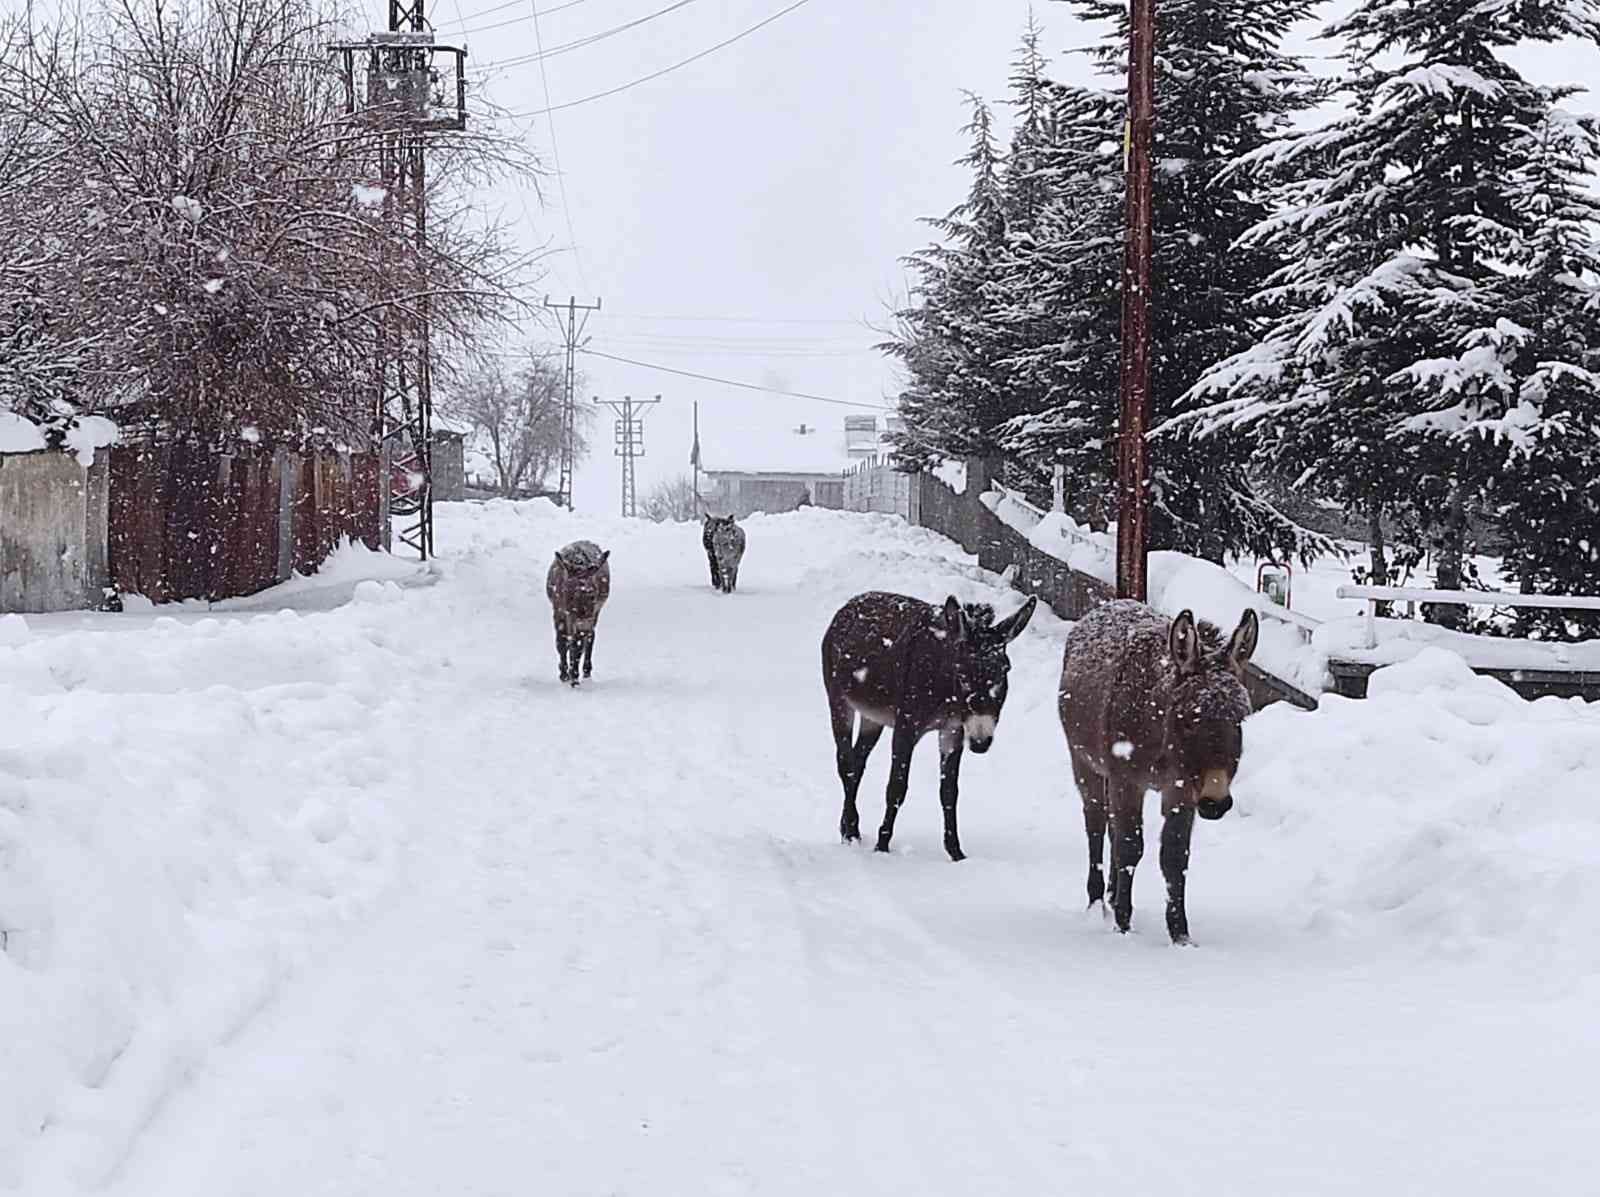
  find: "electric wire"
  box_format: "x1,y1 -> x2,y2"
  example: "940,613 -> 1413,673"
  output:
478,0 -> 816,117
472,0 -> 702,71
528,1 -> 590,292
577,349 -> 891,410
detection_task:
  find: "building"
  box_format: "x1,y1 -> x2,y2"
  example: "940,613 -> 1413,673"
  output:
701,469 -> 845,517
698,415 -> 888,517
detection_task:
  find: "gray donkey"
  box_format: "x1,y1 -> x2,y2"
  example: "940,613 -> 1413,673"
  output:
702,514 -> 745,593
1058,600 -> 1258,942
546,539 -> 611,686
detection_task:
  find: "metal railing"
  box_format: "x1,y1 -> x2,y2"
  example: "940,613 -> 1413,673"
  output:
1336,583 -> 1600,649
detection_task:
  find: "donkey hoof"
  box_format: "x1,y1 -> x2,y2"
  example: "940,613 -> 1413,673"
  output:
945,843 -> 966,862
873,841 -> 891,854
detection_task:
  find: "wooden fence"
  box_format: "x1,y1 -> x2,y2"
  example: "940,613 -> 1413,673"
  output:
108,442 -> 384,603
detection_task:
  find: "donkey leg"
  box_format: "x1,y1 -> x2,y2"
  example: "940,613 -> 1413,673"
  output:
938,727 -> 965,862
555,624 -> 570,683
835,709 -> 884,843
1107,782 -> 1145,933
707,551 -> 722,590
875,724 -> 917,853
1160,799 -> 1196,944
566,633 -> 582,688
1075,760 -> 1108,908
582,631 -> 595,678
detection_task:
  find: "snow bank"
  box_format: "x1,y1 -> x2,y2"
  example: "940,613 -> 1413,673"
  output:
2,579 -> 439,1187
0,412 -> 46,454
1240,646 -> 1600,958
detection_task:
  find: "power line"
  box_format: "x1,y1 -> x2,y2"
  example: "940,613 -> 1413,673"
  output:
482,0 -> 816,118
601,312 -> 865,326
474,0 -> 702,72
577,349 -> 892,410
436,0 -> 593,36
529,0 -> 589,293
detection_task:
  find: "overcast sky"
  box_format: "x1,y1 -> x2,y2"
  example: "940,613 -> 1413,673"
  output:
435,0 -> 1600,514
443,0 -> 1090,512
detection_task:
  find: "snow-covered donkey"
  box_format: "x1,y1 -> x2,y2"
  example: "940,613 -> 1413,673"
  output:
546,540 -> 611,687
702,514 -> 745,593
822,590 -> 1038,860
1058,599 -> 1258,943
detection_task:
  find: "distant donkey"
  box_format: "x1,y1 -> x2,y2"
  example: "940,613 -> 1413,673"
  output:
702,514 -> 746,593
545,540 -> 611,686
1058,600 -> 1258,942
822,590 -> 1038,860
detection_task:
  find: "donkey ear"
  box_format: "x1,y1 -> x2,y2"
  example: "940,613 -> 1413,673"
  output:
1169,609 -> 1201,674
996,594 -> 1039,643
1227,607 -> 1259,668
552,551 -> 565,568
941,595 -> 966,640
599,549 -> 611,564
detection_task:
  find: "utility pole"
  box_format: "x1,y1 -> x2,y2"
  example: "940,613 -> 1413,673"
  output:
596,394 -> 659,518
333,1 -> 467,560
1117,0 -> 1157,602
691,400 -> 701,511
546,295 -> 602,511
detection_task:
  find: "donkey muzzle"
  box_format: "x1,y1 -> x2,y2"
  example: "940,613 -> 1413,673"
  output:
1196,769 -> 1233,819
964,714 -> 997,754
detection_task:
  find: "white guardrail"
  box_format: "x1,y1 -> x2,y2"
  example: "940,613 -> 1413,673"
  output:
1336,584 -> 1600,650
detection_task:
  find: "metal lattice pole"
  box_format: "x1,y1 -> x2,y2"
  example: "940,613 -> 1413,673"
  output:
597,394 -> 658,518
547,295 -> 601,511
333,0 -> 468,559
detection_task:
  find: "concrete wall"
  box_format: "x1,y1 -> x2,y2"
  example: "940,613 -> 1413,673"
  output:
0,450 -> 110,612
843,459 -> 916,520
907,461 -> 1318,712
432,433 -> 465,502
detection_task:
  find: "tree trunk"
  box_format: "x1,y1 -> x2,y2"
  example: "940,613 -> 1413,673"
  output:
1368,498 -> 1391,618
1427,481 -> 1468,629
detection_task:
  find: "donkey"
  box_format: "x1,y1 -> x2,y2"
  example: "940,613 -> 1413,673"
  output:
545,540 -> 611,687
702,514 -> 746,593
822,590 -> 1038,861
1058,600 -> 1258,942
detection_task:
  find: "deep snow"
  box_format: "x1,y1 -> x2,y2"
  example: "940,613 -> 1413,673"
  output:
5,502 -> 1598,1194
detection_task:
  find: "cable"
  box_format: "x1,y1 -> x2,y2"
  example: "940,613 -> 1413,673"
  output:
436,0 -> 593,36
577,349 -> 892,410
482,0 -> 816,117
528,1 -> 590,293
602,312 -> 864,326
473,0 -> 702,71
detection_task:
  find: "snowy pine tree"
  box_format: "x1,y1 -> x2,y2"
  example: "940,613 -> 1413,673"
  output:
1180,0 -> 1600,617
884,94 -> 1012,471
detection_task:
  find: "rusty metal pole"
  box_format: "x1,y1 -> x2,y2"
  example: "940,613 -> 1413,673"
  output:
1117,0 -> 1156,602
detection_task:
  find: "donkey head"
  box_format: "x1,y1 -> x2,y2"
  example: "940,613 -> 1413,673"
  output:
933,593 -> 1039,754
555,548 -> 609,620
1164,607 -> 1258,820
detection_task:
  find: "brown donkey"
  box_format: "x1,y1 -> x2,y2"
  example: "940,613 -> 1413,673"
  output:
546,540 -> 611,687
822,591 -> 1037,860
1058,600 -> 1258,942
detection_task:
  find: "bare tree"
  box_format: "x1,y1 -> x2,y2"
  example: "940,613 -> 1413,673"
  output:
0,0 -> 542,444
640,474 -> 701,523
444,353 -> 590,496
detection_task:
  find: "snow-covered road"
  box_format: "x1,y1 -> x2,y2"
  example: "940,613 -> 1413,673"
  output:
9,503 -> 1598,1194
